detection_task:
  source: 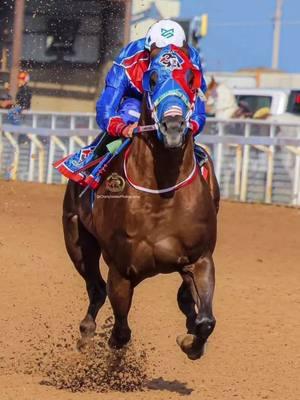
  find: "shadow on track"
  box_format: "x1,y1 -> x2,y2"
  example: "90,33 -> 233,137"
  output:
146,377 -> 193,395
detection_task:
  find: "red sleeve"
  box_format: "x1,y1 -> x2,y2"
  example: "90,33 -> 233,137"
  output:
107,116 -> 127,137
190,119 -> 200,136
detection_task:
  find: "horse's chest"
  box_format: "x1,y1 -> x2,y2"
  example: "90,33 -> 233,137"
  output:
123,209 -> 208,272
126,201 -> 203,238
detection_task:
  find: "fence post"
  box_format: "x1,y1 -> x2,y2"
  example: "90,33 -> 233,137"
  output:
265,124 -> 275,203
69,116 -> 76,154
27,134 -> 45,183
215,122 -> 224,183
28,114 -> 38,181
4,131 -> 19,180
0,129 -> 3,174
240,123 -> 250,202
293,127 -> 300,206
46,116 -> 57,184
52,136 -> 68,184
234,145 -> 242,199
0,114 -> 2,174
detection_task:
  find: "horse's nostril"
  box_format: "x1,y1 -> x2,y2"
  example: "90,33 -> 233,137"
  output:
161,117 -> 185,134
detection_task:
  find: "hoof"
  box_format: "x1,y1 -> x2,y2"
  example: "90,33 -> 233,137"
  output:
176,334 -> 206,360
108,329 -> 131,349
80,315 -> 96,339
76,337 -> 92,352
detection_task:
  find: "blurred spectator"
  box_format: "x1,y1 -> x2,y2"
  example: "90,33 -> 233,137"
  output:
8,71 -> 32,124
232,100 -> 253,118
0,82 -> 13,109
16,71 -> 32,110
0,92 -> 12,109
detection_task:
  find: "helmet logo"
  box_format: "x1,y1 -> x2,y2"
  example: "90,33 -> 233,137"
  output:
161,28 -> 174,38
159,52 -> 183,71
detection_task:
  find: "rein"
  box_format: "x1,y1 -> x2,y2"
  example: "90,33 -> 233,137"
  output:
124,126 -> 199,195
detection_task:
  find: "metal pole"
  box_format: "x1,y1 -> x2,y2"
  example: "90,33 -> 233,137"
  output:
123,0 -> 132,45
9,0 -> 25,101
272,0 -> 284,70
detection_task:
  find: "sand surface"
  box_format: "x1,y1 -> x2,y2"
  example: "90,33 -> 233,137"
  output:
0,181 -> 299,399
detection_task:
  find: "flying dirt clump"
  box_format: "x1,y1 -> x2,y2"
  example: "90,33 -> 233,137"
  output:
39,336 -> 148,393
16,318 -> 149,393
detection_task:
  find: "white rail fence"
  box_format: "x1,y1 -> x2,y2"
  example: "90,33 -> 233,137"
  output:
0,110 -> 300,206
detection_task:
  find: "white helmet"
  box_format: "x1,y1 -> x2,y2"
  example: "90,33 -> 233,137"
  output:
145,19 -> 186,50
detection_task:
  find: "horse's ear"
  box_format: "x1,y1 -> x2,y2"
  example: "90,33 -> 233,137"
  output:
208,76 -> 217,91
180,44 -> 189,57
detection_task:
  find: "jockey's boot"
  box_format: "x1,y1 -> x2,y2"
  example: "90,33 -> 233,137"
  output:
194,144 -> 209,167
93,132 -> 117,157
195,144 -> 220,214
53,130 -> 124,182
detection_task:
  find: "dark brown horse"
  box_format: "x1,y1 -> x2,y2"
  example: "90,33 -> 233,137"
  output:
62,46 -> 219,360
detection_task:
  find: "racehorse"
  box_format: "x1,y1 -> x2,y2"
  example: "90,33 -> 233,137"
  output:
206,76 -> 240,118
62,45 -> 219,360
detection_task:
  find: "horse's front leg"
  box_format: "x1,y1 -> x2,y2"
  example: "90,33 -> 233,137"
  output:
107,266 -> 133,348
177,253 -> 216,360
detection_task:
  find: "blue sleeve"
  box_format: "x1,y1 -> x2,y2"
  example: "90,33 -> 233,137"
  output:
96,63 -> 129,134
189,46 -> 207,93
191,96 -> 206,134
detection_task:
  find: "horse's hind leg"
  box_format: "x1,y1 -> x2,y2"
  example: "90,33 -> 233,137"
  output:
177,253 -> 216,360
63,213 -> 106,341
107,266 -> 133,348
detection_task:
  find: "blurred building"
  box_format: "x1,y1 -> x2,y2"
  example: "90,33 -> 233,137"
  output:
0,0 -> 132,112
0,0 -> 182,113
131,0 -> 180,40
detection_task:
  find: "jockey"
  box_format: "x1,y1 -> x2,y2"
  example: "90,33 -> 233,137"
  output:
96,19 -> 206,140
55,20 -> 208,181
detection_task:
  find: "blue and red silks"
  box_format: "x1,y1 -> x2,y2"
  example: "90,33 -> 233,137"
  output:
53,143 -> 99,185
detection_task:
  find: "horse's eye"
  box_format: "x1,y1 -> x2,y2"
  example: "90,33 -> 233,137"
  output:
186,69 -> 195,89
150,71 -> 158,91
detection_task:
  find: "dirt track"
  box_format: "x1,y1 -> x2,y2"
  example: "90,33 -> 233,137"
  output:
0,181 -> 299,399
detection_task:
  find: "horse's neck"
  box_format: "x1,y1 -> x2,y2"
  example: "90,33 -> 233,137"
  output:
126,95 -> 195,190
127,133 -> 195,191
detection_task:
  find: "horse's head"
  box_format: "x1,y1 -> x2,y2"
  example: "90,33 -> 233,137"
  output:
142,45 -> 201,148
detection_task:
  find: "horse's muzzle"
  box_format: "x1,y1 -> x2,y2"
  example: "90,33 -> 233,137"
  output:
160,115 -> 187,148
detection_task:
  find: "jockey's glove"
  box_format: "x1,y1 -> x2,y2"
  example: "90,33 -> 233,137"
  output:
121,122 -> 138,138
